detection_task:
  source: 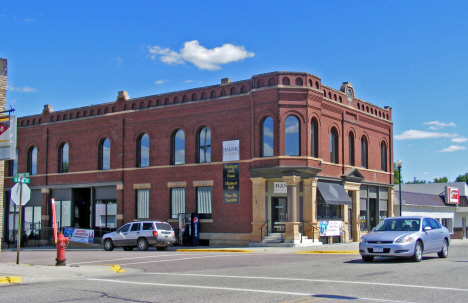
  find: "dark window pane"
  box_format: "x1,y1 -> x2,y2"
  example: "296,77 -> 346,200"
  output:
311,119 -> 318,158
285,116 -> 299,156
262,117 -> 273,157
173,130 -> 185,164
198,127 -> 211,163
139,134 -> 150,167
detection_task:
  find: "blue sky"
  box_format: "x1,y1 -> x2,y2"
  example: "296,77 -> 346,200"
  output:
1,1 -> 467,182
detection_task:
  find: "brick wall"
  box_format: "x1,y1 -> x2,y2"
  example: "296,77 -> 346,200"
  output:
7,71 -> 393,235
0,58 -> 7,255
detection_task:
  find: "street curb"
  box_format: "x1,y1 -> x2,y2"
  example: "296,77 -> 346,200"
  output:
104,264 -> 126,273
0,276 -> 23,284
296,250 -> 360,254
177,249 -> 253,253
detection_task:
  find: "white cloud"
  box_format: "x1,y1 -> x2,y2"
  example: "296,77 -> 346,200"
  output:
111,57 -> 122,67
452,137 -> 468,143
7,85 -> 36,92
148,40 -> 255,71
422,172 -> 429,174
184,80 -> 195,83
395,130 -> 457,140
438,145 -> 466,152
154,80 -> 167,85
423,121 -> 456,129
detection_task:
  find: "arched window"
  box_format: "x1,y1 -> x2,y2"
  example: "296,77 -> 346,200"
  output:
99,138 -> 111,170
210,90 -> 217,98
285,116 -> 299,156
230,87 -> 237,95
295,77 -> 303,86
28,146 -> 37,175
361,136 -> 368,169
257,79 -> 264,88
137,134 -> 150,167
282,77 -> 290,85
311,118 -> 318,158
268,77 -> 276,86
241,85 -> 248,93
198,127 -> 211,163
381,141 -> 387,172
330,128 -> 338,164
59,143 -> 69,173
261,117 -> 274,157
349,132 -> 355,166
172,129 -> 185,165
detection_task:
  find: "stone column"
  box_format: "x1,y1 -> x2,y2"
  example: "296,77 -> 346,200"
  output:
116,184 -> 124,228
353,190 -> 361,242
388,187 -> 395,217
283,175 -> 301,243
303,178 -> 319,241
250,177 -> 266,242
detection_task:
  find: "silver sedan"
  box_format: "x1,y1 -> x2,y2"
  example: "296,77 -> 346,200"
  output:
359,216 -> 450,262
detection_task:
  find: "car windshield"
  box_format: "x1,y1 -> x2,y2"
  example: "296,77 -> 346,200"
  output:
374,218 -> 421,232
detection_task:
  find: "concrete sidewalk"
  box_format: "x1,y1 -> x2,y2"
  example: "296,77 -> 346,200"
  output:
0,262 -> 142,284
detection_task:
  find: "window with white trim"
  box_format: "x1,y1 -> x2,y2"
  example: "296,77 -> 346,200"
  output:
441,218 -> 453,234
137,189 -> 149,219
197,186 -> 212,219
171,188 -> 185,219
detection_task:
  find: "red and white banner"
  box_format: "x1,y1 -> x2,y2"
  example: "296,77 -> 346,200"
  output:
446,187 -> 460,204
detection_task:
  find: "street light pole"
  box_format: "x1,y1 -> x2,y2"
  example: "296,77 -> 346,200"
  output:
396,159 -> 403,217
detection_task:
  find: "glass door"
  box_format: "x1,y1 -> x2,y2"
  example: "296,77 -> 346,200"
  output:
271,197 -> 287,233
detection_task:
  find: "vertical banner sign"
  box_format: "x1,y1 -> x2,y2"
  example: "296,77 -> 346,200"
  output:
191,213 -> 199,246
223,163 -> 239,203
51,198 -> 57,243
0,115 -> 17,160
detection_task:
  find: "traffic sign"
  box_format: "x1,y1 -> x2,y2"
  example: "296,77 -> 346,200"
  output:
14,177 -> 30,183
11,183 -> 31,206
15,172 -> 29,178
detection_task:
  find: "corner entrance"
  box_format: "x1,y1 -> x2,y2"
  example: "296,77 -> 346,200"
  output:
271,197 -> 287,233
73,188 -> 91,229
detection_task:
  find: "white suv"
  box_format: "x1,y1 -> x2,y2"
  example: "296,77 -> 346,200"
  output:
102,221 -> 175,251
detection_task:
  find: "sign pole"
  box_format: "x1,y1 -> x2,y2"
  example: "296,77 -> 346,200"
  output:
16,181 -> 23,265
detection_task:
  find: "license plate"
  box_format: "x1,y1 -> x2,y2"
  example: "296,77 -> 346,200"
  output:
373,246 -> 383,253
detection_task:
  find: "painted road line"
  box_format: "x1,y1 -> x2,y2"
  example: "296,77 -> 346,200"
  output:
87,278 -> 410,303
296,250 -> 359,254
177,249 -> 253,253
110,254 -> 246,266
68,253 -> 177,265
104,265 -> 126,273
0,276 -> 22,284
143,272 -> 468,293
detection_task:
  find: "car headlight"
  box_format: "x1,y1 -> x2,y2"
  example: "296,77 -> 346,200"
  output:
395,235 -> 413,243
360,236 -> 366,244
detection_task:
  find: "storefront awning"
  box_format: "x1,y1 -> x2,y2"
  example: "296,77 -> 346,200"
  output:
317,182 -> 352,205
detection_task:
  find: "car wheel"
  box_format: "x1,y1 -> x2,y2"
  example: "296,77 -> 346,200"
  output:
157,246 -> 168,251
438,239 -> 449,258
123,246 -> 133,251
137,238 -> 149,251
411,241 -> 423,262
103,239 -> 114,251
362,256 -> 374,262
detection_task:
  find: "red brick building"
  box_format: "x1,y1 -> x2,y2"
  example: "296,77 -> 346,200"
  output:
3,71 -> 394,246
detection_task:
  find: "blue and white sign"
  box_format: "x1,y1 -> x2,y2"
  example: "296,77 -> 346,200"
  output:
319,221 -> 343,237
223,140 -> 239,161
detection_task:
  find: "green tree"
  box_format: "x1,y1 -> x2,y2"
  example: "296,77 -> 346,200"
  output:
406,179 -> 426,184
433,176 -> 448,183
455,173 -> 468,184
394,162 -> 402,184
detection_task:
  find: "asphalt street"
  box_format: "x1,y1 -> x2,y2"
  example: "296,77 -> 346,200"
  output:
1,242 -> 468,302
